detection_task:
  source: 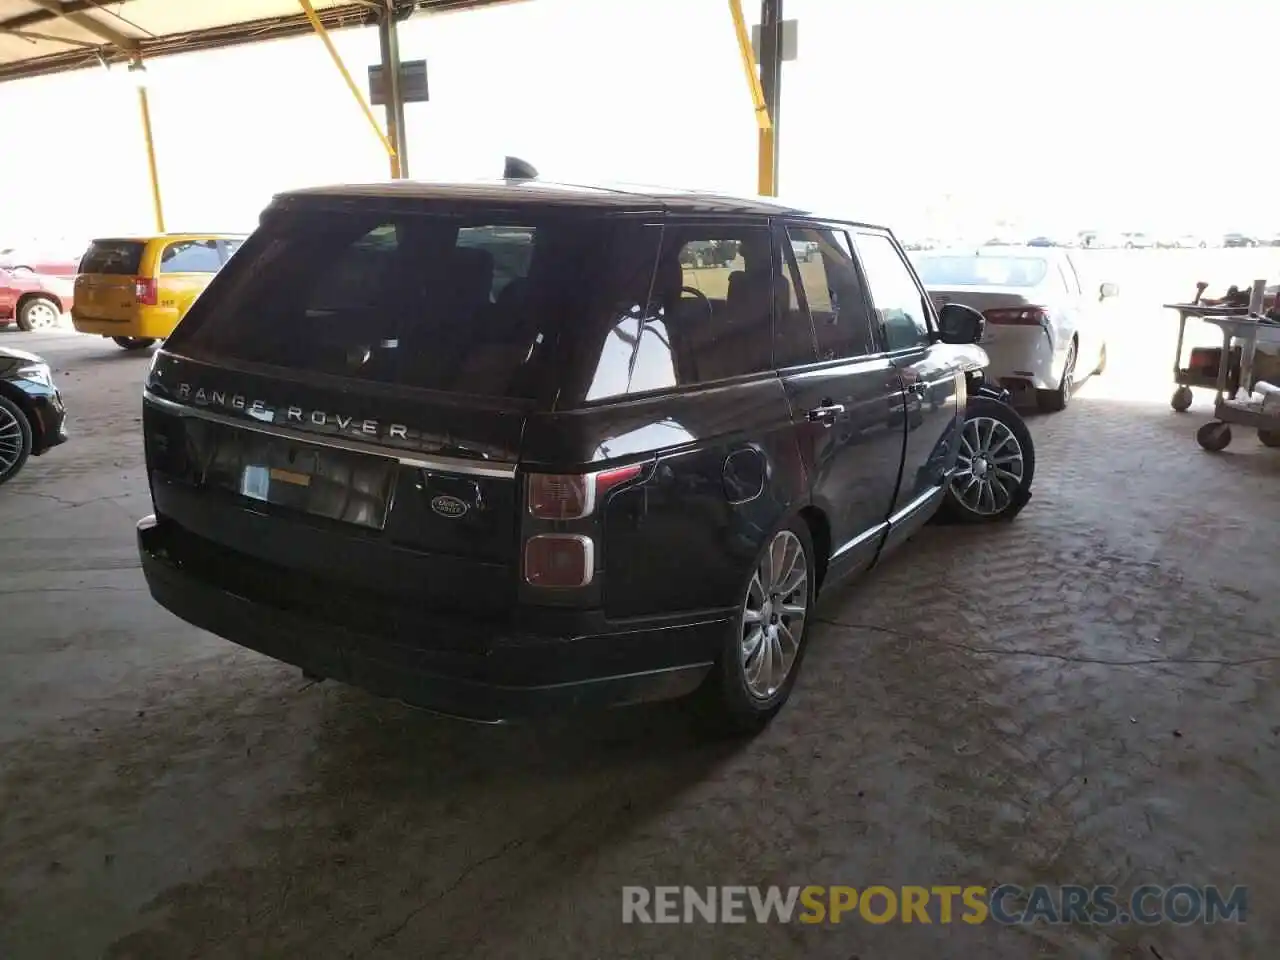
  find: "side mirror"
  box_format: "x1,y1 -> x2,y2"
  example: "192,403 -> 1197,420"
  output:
1099,281 -> 1119,300
937,302 -> 986,345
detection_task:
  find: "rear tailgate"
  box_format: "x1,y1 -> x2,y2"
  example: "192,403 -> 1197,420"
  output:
74,239 -> 145,321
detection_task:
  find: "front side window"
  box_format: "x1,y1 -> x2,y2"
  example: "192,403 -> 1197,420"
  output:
160,240 -> 223,274
786,225 -> 875,361
855,232 -> 932,352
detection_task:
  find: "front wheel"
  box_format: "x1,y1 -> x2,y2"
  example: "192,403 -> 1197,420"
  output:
1171,386 -> 1194,412
112,336 -> 156,351
0,394 -> 34,485
939,397 -> 1036,523
696,518 -> 815,736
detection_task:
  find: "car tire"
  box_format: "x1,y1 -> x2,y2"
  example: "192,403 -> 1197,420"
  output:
0,394 -> 34,485
112,337 -> 156,351
1197,421 -> 1232,452
695,517 -> 816,736
939,396 -> 1035,524
1036,339 -> 1076,412
1258,429 -> 1280,448
16,296 -> 60,332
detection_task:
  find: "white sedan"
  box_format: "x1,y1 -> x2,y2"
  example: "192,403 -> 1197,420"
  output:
912,246 -> 1117,412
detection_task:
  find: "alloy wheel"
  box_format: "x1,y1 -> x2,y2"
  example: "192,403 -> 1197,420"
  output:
740,529 -> 808,700
951,416 -> 1026,516
0,405 -> 23,475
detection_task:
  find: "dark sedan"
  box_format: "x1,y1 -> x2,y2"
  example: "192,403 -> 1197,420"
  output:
0,267 -> 73,331
0,346 -> 68,484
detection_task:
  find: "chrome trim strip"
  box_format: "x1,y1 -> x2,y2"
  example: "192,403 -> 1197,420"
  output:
143,391 -> 518,479
831,521 -> 888,560
887,486 -> 944,527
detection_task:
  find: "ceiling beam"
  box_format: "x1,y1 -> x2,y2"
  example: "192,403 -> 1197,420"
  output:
23,0 -> 137,50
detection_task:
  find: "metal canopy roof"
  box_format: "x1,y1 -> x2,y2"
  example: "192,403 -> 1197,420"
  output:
0,0 -> 518,83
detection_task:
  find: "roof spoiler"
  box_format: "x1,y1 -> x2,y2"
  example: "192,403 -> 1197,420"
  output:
503,156 -> 539,181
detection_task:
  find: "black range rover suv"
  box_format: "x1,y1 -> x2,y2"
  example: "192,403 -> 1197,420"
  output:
137,180 -> 1034,731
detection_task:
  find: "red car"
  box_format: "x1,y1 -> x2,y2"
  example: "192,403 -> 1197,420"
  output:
0,267 -> 73,331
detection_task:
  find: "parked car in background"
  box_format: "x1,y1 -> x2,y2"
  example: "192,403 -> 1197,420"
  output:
0,345 -> 67,485
0,239 -> 87,277
912,245 -> 1115,412
1223,233 -> 1260,248
1121,232 -> 1155,249
135,179 -> 1036,732
72,233 -> 245,350
0,267 -> 73,331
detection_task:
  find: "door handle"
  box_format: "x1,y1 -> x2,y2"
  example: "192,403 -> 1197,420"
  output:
806,403 -> 845,426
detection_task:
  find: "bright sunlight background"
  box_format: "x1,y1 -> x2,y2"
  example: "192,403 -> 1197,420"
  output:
1,0 -> 1278,242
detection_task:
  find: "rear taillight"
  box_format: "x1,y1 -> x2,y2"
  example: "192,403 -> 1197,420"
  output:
984,306 -> 1050,326
134,276 -> 157,305
526,464 -> 645,520
523,534 -> 594,588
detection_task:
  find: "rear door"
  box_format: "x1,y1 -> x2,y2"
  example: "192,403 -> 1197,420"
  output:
0,269 -> 14,318
74,239 -> 145,321
776,222 -> 905,577
852,229 -> 964,545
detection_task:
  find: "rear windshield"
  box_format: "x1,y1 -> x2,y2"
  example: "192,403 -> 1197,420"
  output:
169,206 -> 664,402
913,255 -> 1049,288
79,240 -> 145,276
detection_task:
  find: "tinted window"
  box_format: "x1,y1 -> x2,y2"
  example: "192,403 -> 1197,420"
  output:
173,209 -> 661,402
855,233 -> 932,352
585,224 -> 775,399
160,240 -> 223,274
913,254 -> 1050,288
786,226 -> 874,361
79,240 -> 144,275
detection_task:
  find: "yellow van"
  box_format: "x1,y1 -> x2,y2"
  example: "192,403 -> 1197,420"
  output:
72,234 -> 245,350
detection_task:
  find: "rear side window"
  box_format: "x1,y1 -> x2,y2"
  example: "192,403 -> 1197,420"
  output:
584,223 -> 775,396
785,225 -> 875,361
79,240 -> 144,275
173,208 -> 662,403
159,240 -> 223,274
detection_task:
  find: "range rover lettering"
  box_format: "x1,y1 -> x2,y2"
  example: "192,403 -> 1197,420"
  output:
137,177 -> 1034,732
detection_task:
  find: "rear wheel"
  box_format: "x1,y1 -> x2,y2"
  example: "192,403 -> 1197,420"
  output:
1036,340 -> 1076,412
940,397 -> 1035,523
1258,429 -> 1280,448
696,518 -> 815,736
0,395 -> 33,485
16,296 -> 59,332
112,336 -> 156,351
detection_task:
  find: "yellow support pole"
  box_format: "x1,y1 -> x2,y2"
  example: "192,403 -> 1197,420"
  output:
136,83 -> 165,233
297,0 -> 400,177
728,0 -> 776,196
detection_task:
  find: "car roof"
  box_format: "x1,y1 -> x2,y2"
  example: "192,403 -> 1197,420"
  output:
917,245 -> 1059,259
86,233 -> 247,243
272,178 -> 892,229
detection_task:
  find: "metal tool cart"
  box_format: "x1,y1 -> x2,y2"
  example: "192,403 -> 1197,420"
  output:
1162,286 -> 1253,412
1190,312 -> 1280,451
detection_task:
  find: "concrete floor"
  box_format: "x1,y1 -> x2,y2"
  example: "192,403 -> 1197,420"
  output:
2,261 -> 1279,959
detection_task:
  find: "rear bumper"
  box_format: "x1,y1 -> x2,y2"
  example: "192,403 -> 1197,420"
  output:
979,328 -> 1058,390
137,514 -> 722,721
71,311 -> 175,339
